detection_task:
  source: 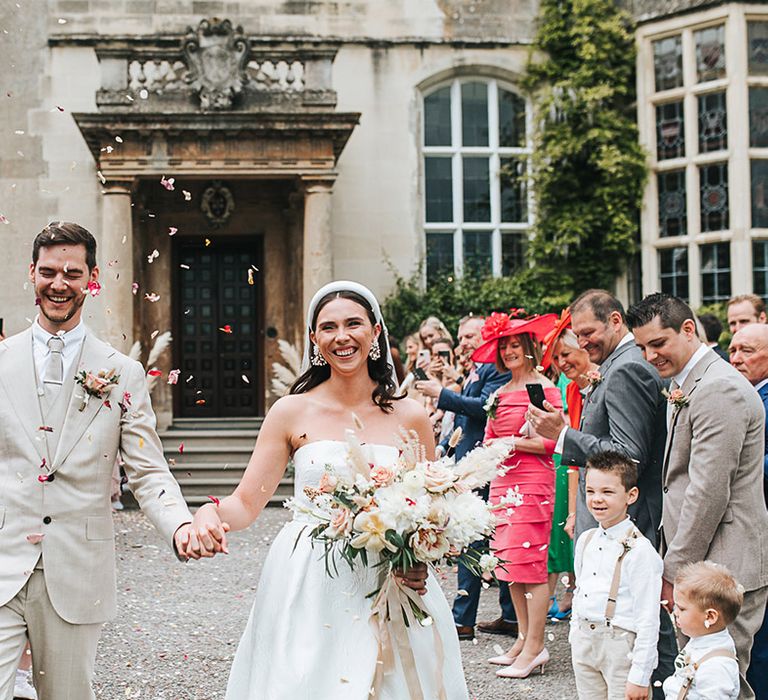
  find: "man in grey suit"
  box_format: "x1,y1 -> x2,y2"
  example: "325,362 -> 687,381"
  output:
629,293 -> 768,700
0,223 -> 212,699
529,289 -> 672,694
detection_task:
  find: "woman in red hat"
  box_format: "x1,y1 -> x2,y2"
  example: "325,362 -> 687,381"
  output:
476,311 -> 561,679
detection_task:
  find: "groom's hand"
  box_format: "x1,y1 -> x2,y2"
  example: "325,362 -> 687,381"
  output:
183,504 -> 231,559
395,563 -> 428,596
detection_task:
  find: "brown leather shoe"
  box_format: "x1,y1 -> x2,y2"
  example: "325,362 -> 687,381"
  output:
477,617 -> 519,636
455,625 -> 475,640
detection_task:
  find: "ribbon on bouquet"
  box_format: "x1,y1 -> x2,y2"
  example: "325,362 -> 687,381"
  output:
369,573 -> 447,700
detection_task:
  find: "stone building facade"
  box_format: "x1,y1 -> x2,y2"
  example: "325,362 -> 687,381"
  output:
1,0 -> 766,426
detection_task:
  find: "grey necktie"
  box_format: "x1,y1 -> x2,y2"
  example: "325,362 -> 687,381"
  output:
45,336 -> 64,385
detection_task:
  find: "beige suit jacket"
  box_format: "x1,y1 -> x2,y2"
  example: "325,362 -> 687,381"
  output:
662,348 -> 768,591
0,327 -> 192,624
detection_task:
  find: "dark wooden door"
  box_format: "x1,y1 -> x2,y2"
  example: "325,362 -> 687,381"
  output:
175,238 -> 263,417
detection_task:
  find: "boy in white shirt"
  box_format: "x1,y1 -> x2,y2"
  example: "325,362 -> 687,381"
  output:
570,450 -> 663,700
663,561 -> 742,700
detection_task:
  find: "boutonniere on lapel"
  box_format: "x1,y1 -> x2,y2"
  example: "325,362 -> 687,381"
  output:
484,391 -> 500,420
619,528 -> 640,555
662,387 -> 690,410
74,368 -> 120,411
583,369 -> 603,392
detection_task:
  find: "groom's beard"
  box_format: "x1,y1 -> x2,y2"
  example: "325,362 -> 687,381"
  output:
38,289 -> 86,327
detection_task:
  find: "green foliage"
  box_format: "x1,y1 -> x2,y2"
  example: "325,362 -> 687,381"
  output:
382,270 -> 571,341
523,0 -> 648,294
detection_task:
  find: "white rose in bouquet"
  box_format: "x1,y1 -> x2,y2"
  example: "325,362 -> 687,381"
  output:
410,527 -> 451,562
479,553 -> 500,574
420,460 -> 458,493
443,491 -> 494,550
401,469 -> 427,496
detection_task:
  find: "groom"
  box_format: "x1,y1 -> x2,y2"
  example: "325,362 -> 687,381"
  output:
0,223 -> 198,699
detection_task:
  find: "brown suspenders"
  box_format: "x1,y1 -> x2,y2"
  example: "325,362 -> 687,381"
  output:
675,649 -> 738,700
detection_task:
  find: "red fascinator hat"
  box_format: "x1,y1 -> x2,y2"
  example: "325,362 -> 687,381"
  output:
472,311 -> 559,365
541,308 -> 573,371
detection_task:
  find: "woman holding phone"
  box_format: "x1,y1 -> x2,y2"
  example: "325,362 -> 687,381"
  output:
472,311 -> 561,680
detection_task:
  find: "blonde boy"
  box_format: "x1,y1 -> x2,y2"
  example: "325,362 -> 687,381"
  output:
663,562 -> 742,700
570,451 -> 663,700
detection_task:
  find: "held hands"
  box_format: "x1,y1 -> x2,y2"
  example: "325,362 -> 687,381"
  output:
526,401 -> 567,441
625,682 -> 650,700
176,503 -> 231,560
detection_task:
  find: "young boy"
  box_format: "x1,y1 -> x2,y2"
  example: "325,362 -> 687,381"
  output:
663,561 -> 742,699
570,450 -> 663,700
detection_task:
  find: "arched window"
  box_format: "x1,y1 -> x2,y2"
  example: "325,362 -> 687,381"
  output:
422,78 -> 531,282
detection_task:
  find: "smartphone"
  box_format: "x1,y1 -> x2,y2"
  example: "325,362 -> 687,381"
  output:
413,367 -> 429,381
437,350 -> 451,362
0,318 -> 3,337
417,349 -> 431,365
526,383 -> 547,410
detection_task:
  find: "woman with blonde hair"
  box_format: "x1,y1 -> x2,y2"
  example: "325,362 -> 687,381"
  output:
419,316 -> 453,350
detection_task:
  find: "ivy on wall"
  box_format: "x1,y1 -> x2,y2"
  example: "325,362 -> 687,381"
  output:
524,0 -> 648,293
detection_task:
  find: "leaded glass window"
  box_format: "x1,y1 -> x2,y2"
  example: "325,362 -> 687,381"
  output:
698,91 -> 727,153
426,234 -> 454,281
424,87 -> 451,147
463,232 -> 493,277
659,247 -> 689,300
695,25 -> 726,82
658,169 -> 687,237
748,21 -> 768,76
425,158 -> 452,222
699,163 -> 729,232
700,242 -> 731,302
753,241 -> 768,298
654,35 -> 683,92
749,88 -> 768,148
657,101 -> 685,160
501,234 -> 526,275
422,78 -> 530,282
752,160 -> 768,229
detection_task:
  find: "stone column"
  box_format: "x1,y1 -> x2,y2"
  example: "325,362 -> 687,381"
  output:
302,178 -> 335,315
100,180 -> 134,352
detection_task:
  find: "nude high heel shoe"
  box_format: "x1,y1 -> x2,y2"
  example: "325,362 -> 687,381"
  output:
495,648 -> 549,678
487,651 -> 520,666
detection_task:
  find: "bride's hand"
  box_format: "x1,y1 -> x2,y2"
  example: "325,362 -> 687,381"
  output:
395,563 -> 428,596
186,503 -> 231,559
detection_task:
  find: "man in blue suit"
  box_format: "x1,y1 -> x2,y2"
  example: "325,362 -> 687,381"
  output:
730,323 -> 768,698
415,315 -> 515,639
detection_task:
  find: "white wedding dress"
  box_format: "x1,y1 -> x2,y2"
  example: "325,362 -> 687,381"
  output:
225,440 -> 469,700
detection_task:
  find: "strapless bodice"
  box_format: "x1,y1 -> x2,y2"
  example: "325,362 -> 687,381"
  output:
290,439 -> 399,517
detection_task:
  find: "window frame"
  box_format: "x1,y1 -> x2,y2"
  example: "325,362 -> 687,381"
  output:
422,77 -> 532,282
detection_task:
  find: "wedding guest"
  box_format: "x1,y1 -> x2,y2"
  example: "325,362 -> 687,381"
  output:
472,312 -> 562,679
698,313 -> 729,362
727,294 -> 767,334
419,316 -> 453,350
570,451 -> 662,700
728,323 -> 768,697
415,315 -> 514,640
403,333 -> 423,375
387,334 -> 406,384
427,336 -> 458,443
663,562 -> 742,700
628,293 -> 768,700
529,289 -> 674,695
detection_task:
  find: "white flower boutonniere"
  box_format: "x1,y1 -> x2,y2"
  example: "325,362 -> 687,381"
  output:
584,369 -> 603,387
662,387 -> 690,409
74,368 -> 120,411
484,391 -> 500,420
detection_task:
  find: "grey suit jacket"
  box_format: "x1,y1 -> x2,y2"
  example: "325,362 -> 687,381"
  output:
662,349 -> 768,591
0,327 -> 192,624
562,339 -> 666,545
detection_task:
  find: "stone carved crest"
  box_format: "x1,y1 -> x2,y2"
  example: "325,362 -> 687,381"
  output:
201,181 -> 235,227
183,19 -> 249,110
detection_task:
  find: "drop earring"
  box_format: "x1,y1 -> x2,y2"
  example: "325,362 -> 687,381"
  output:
369,340 -> 381,361
311,344 -> 327,367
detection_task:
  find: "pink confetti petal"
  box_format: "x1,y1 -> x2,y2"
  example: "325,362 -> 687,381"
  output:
26,534 -> 45,544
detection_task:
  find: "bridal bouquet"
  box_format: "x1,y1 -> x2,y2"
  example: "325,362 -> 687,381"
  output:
286,430 -> 513,607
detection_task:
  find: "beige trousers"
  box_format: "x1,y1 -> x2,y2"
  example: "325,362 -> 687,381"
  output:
570,621 -> 651,700
0,566 -> 103,700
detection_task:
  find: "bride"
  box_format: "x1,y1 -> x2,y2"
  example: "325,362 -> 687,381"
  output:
187,281 -> 469,699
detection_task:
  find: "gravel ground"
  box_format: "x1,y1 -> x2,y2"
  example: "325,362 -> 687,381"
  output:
92,509 -> 576,700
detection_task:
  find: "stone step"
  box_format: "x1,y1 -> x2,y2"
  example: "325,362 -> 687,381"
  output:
175,476 -> 294,508
164,444 -> 256,464
168,417 -> 264,431
158,429 -> 258,449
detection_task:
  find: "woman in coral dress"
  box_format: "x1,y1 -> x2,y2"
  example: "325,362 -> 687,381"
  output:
471,312 -> 560,680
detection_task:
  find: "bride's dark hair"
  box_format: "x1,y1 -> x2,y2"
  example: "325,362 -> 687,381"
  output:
289,290 -> 402,412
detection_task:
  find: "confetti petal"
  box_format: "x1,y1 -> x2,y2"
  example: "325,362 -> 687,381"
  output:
26,533 -> 45,544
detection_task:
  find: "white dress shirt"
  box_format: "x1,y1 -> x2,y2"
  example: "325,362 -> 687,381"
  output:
572,516 -> 663,686
555,332 -> 636,454
662,628 -> 739,700
666,344 -> 710,426
32,318 -> 86,386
